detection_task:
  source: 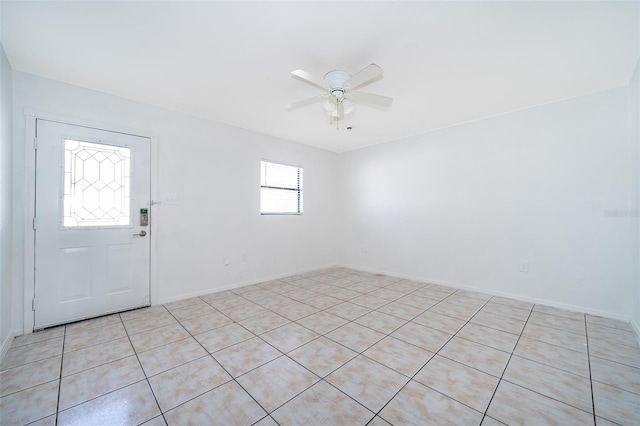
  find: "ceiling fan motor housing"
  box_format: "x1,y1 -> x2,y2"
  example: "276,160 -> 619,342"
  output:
324,70 -> 352,96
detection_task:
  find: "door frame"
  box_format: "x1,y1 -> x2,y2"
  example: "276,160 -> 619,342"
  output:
22,108 -> 159,334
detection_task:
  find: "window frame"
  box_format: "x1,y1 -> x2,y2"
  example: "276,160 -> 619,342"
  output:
260,159 -> 303,216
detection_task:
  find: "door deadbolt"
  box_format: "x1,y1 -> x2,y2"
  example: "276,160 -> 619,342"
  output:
133,230 -> 147,237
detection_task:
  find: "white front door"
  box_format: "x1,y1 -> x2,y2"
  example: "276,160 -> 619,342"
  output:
34,119 -> 151,329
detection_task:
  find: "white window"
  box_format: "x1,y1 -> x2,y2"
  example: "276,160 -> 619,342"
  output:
260,160 -> 303,215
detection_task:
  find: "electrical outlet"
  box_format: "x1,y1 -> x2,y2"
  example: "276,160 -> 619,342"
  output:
519,260 -> 530,273
223,257 -> 229,266
242,253 -> 248,262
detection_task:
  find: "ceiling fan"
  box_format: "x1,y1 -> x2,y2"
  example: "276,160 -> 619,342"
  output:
285,64 -> 392,125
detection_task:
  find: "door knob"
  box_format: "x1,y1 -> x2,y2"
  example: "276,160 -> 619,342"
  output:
133,230 -> 147,237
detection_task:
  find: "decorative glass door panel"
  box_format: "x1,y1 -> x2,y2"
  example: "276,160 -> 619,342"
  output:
63,139 -> 131,227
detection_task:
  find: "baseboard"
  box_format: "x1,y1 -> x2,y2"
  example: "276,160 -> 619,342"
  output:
0,332 -> 14,364
158,263 -> 338,305
339,263 -> 636,327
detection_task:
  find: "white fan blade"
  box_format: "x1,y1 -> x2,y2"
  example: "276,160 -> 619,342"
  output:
285,94 -> 327,111
290,70 -> 326,91
348,92 -> 393,109
346,64 -> 383,90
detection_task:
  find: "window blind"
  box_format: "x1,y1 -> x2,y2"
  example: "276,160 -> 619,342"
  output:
260,161 -> 303,214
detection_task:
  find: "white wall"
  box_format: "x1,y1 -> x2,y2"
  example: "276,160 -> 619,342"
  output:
339,87 -> 636,320
630,59 -> 640,332
0,41 -> 14,354
9,70 -> 640,335
12,72 -> 338,335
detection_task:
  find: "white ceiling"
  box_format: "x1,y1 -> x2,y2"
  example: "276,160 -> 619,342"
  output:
2,1 -> 638,152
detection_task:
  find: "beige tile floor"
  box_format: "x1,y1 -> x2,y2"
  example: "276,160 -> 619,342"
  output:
1,267 -> 639,425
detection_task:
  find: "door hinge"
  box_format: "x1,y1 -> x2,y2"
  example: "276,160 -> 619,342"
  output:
32,217 -> 37,230
32,298 -> 36,311
33,137 -> 38,150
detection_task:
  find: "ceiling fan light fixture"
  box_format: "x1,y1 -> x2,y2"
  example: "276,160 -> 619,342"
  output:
324,98 -> 354,116
323,97 -> 336,111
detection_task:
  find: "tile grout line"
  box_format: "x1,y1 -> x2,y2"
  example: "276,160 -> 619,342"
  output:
526,318 -> 588,337
584,315 -> 597,426
54,325 -> 66,426
31,330 -> 147,417
477,303 -> 535,425
189,276 -> 410,423
250,275 -> 522,420
0,352 -> 62,386
368,289 -> 498,424
583,331 -> 640,351
423,292 -> 504,396
52,315 -> 167,421
251,283 -> 398,423
232,287 -> 388,424
162,300 -> 280,425
352,276 -> 604,419
588,352 -> 640,376
1,331 -> 61,352
119,312 -> 167,425
473,307 -> 605,420
485,312 -> 603,419
218,290 -> 379,421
